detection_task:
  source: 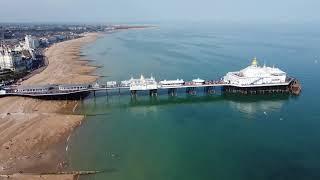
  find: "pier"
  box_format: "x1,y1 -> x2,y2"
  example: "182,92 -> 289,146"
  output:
0,59 -> 303,99
0,76 -> 301,100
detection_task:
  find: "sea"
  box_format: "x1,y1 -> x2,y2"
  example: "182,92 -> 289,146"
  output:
68,23 -> 320,180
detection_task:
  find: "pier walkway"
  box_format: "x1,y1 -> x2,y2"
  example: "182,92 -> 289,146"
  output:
0,76 -> 298,99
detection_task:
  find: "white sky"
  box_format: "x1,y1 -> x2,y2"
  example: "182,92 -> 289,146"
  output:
0,0 -> 319,23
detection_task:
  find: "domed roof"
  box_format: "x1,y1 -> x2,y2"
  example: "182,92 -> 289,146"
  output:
240,66 -> 262,77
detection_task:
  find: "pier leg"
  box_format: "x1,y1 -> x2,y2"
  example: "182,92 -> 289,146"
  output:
118,88 -> 120,95
168,88 -> 177,96
93,90 -> 96,97
186,87 -> 196,95
149,89 -> 158,97
131,90 -> 137,97
222,86 -> 293,95
204,86 -> 214,95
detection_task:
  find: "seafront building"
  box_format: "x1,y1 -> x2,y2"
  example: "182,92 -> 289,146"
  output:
223,58 -> 287,86
0,26 -> 4,40
0,35 -> 38,72
10,35 -> 38,61
24,35 -> 39,50
0,46 -> 24,71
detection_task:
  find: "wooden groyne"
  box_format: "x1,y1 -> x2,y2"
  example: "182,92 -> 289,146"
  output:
44,170 -> 104,175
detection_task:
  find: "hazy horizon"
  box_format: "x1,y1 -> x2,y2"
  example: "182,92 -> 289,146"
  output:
0,0 -> 319,24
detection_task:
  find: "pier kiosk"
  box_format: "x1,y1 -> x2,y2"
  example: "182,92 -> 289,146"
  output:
129,75 -> 158,96
222,58 -> 300,94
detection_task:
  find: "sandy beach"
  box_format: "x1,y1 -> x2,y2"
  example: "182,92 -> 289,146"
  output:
0,33 -> 100,179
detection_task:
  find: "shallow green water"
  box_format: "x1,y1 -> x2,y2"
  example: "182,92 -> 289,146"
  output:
69,23 -> 320,180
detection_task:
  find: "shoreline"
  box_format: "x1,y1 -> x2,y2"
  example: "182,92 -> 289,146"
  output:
0,32 -> 102,179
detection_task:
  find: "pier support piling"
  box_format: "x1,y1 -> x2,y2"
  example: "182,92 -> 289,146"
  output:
204,86 -> 215,95
186,87 -> 196,95
149,89 -> 158,97
168,88 -> 177,96
131,90 -> 137,97
222,85 -> 292,95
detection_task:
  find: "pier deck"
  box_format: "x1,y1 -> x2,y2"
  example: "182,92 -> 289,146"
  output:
0,77 -> 298,99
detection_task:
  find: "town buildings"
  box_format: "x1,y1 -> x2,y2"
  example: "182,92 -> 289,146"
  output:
0,23 -> 116,83
25,35 -> 39,50
0,46 -> 24,71
0,26 -> 4,40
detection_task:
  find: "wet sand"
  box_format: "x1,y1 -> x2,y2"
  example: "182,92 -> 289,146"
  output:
0,33 -> 100,179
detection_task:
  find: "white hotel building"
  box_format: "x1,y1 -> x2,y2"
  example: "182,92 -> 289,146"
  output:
0,47 -> 23,71
25,35 -> 39,50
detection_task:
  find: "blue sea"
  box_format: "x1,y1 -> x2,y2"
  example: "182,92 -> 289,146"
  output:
68,23 -> 320,180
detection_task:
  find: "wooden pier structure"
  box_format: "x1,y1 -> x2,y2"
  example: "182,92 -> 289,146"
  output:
0,77 -> 301,100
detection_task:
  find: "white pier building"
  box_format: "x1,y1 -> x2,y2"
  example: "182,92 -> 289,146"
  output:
129,75 -> 158,91
223,58 -> 287,86
192,78 -> 205,85
160,79 -> 184,86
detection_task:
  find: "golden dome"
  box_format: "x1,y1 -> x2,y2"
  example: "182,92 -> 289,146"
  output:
251,57 -> 258,66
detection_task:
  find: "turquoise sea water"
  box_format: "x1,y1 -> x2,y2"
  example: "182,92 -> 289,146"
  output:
69,24 -> 320,180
